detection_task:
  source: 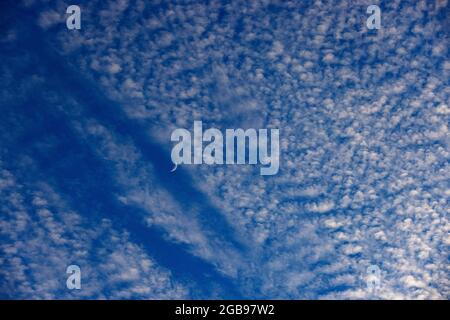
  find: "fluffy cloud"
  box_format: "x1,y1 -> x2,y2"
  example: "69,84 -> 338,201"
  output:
1,0 -> 448,299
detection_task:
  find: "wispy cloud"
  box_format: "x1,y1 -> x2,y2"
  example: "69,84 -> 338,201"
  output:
1,0 -> 448,299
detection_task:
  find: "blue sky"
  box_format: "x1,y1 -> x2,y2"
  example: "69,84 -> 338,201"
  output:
0,0 -> 449,299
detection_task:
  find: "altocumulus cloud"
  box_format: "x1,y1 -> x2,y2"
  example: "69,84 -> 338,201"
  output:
0,0 -> 449,299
